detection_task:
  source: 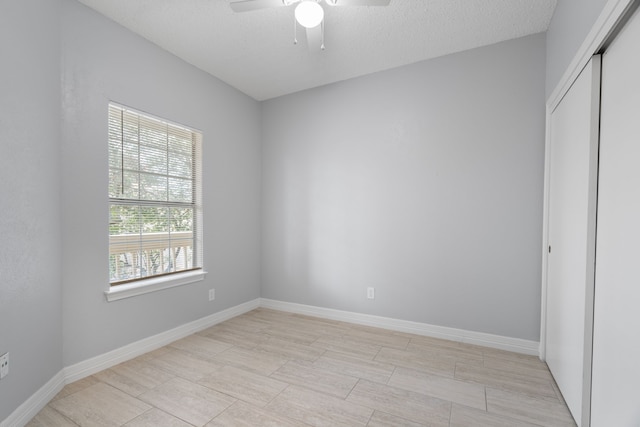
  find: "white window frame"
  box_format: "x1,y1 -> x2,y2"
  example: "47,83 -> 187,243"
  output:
105,103 -> 205,302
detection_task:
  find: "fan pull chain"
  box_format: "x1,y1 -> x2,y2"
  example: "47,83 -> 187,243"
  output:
321,20 -> 325,50
293,15 -> 298,44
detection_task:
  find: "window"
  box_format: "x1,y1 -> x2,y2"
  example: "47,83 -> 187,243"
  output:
108,104 -> 202,287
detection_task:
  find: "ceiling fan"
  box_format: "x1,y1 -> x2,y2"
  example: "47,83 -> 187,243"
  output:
230,0 -> 391,50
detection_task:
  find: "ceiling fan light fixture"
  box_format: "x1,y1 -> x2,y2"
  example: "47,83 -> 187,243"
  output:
295,1 -> 324,28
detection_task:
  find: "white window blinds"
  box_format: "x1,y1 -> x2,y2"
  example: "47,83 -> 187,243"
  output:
108,104 -> 203,285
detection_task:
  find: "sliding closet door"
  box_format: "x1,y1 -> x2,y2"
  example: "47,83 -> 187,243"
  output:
545,56 -> 600,426
591,5 -> 640,426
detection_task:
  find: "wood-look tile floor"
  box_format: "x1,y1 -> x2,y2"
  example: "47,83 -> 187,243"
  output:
26,308 -> 576,427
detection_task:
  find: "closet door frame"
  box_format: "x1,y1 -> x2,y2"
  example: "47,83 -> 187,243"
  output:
541,0 -> 634,361
540,1 -> 635,425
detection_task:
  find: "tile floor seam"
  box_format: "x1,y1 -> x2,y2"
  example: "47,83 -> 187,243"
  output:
385,364 -> 397,385
485,386 -> 576,426
484,384 -> 488,412
363,406 -> 375,426
156,407 -> 198,427
483,381 -> 564,404
401,337 -> 410,351
52,405 -> 82,427
344,377 -> 364,402
371,345 -> 384,363
264,380 -> 292,409
485,384 -> 568,405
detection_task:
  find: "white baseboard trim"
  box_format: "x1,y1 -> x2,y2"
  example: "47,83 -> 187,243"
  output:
260,298 -> 540,356
0,370 -> 65,427
4,298 -> 260,427
65,298 -> 260,383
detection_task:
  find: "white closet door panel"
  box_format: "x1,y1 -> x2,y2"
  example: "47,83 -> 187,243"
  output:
546,56 -> 600,426
592,5 -> 640,426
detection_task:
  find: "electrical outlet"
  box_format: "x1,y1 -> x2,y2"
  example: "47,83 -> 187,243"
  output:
367,287 -> 375,300
0,352 -> 8,379
208,288 -> 215,301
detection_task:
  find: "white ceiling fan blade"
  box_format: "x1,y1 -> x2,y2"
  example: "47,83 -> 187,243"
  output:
326,0 -> 390,6
229,0 -> 288,13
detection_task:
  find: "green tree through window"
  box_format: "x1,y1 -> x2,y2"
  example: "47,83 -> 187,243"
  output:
108,104 -> 202,285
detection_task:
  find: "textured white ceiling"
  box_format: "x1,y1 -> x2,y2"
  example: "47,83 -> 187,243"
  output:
76,0 -> 557,100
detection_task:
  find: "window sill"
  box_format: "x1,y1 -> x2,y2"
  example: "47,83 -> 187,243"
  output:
104,270 -> 207,302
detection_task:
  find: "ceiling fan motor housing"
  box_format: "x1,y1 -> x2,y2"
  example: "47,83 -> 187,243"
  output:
295,1 -> 324,29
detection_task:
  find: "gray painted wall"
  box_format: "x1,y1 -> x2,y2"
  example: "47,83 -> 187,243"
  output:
546,0 -> 609,97
262,34 -> 546,341
0,0 -> 63,420
60,0 -> 261,366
